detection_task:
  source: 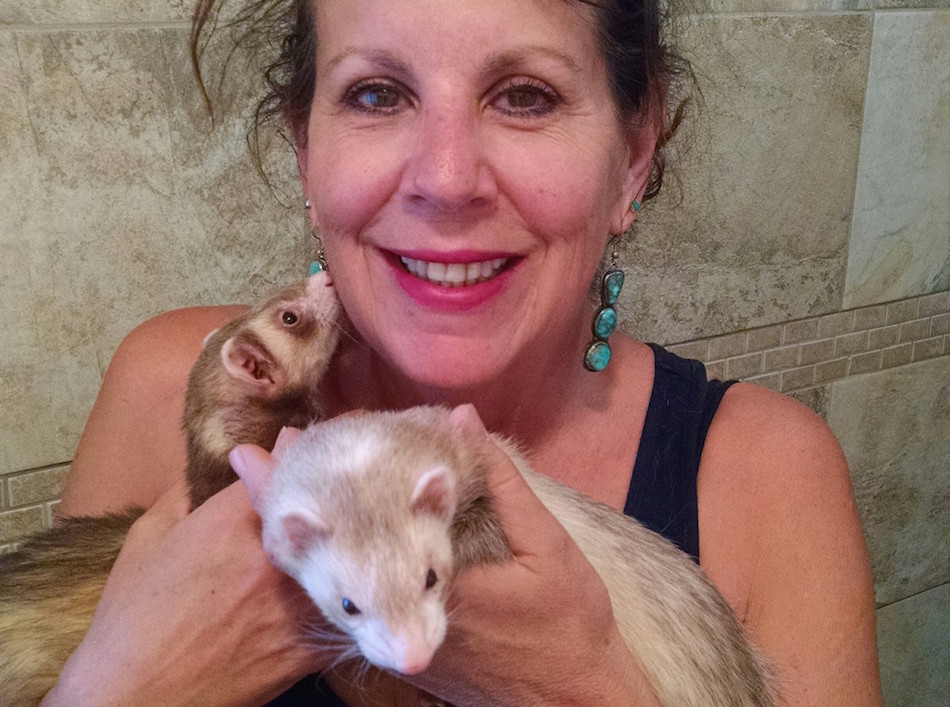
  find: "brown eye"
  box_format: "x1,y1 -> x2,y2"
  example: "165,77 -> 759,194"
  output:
342,597 -> 361,616
281,311 -> 299,326
425,569 -> 437,590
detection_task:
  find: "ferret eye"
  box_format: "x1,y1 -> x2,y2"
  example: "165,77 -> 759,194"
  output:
425,569 -> 437,590
342,597 -> 361,616
281,310 -> 299,326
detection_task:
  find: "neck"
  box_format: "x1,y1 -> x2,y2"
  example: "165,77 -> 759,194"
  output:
324,317 -> 612,449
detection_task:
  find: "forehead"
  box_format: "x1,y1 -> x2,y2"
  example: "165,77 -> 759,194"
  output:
312,0 -> 602,76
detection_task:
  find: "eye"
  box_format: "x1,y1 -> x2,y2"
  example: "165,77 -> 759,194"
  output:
491,78 -> 560,118
425,569 -> 438,590
281,310 -> 299,326
343,80 -> 406,114
342,597 -> 361,616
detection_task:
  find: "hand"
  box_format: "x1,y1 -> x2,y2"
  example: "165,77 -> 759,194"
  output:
43,478 -> 334,706
406,405 -> 659,706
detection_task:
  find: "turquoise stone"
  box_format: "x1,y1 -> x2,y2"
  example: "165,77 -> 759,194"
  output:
584,340 -> 611,371
592,306 -> 617,339
602,269 -> 624,305
309,259 -> 326,276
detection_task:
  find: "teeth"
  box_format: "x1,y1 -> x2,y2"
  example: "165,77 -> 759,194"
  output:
399,256 -> 509,287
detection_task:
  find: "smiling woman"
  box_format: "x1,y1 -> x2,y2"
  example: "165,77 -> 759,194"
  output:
38,0 -> 885,704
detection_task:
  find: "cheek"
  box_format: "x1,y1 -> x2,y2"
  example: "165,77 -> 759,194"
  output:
493,134 -> 621,249
305,126 -> 404,238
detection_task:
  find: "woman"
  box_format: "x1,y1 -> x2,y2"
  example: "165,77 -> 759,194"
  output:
45,0 -> 881,704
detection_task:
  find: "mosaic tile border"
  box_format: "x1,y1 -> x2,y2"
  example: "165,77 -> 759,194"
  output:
668,290 -> 950,393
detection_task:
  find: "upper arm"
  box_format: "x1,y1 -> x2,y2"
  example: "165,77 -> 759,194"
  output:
698,383 -> 882,706
57,305 -> 247,517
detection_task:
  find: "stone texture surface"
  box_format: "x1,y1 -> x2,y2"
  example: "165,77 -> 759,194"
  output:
843,10 -> 950,308
622,14 -> 871,345
827,357 -> 950,606
877,584 -> 949,707
0,27 -> 307,473
2,0 -> 191,24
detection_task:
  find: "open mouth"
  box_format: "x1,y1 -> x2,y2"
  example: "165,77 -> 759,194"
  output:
398,256 -> 512,287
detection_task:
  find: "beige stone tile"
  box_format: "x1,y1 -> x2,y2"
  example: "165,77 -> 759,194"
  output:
745,372 -> 781,392
725,352 -> 763,379
7,464 -> 69,507
2,0 -> 191,24
849,349 -> 882,375
0,506 -> 46,543
899,318 -> 931,343
667,340 -> 709,361
885,299 -> 919,325
1,28 -> 306,473
868,324 -> 900,350
881,343 -> 913,368
876,0 -> 950,8
708,0 -> 873,8
764,344 -> 799,372
931,312 -> 950,336
843,10 -> 950,308
918,290 -> 950,318
781,365 -> 815,392
876,585 -> 949,707
788,385 -> 830,419
912,339 -> 944,362
623,15 -> 871,343
853,303 -> 887,330
814,357 -> 848,384
835,330 -> 869,357
800,338 -> 835,365
828,358 -> 950,604
817,311 -> 854,338
708,332 -> 746,360
784,319 -> 819,345
745,324 -> 782,352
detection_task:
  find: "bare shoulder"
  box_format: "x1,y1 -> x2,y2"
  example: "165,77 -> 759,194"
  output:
698,383 -> 882,705
58,305 -> 247,517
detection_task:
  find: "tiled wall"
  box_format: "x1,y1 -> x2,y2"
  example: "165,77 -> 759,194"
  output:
1,1 -> 948,703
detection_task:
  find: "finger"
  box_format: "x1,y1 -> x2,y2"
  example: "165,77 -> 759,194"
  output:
271,425 -> 302,461
229,444 -> 276,510
134,477 -> 191,533
449,405 -> 568,557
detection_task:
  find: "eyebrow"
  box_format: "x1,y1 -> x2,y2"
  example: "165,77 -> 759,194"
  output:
479,47 -> 584,81
323,48 -> 413,77
322,45 -> 584,81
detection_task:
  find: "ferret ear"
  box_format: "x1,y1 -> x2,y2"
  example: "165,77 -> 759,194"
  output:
280,511 -> 330,557
201,327 -> 220,349
410,466 -> 457,522
221,334 -> 286,395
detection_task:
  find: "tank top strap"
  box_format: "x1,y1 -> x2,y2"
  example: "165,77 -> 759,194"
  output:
622,343 -> 736,562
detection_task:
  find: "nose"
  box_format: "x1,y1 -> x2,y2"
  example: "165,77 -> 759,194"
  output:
404,102 -> 497,213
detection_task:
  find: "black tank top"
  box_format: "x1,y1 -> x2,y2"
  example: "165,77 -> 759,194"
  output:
269,343 -> 734,705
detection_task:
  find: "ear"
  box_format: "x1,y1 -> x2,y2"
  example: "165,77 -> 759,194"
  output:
229,443 -> 277,512
201,327 -> 220,349
613,121 -> 660,234
410,466 -> 457,522
279,510 -> 330,558
220,334 -> 285,395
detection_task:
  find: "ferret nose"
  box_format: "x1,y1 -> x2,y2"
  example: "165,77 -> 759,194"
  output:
400,645 -> 434,675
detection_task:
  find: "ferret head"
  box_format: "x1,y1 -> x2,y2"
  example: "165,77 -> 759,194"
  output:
219,272 -> 340,397
260,418 -> 461,675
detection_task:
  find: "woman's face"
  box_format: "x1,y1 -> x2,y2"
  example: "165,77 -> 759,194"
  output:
299,0 -> 652,390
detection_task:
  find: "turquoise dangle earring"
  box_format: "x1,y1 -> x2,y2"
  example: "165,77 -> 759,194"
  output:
305,199 -> 328,275
583,200 -> 638,372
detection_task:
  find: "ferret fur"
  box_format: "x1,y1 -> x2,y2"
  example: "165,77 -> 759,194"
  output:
0,273 -> 340,706
258,407 -> 777,706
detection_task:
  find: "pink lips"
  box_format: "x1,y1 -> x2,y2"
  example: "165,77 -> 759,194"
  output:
384,249 -> 518,312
